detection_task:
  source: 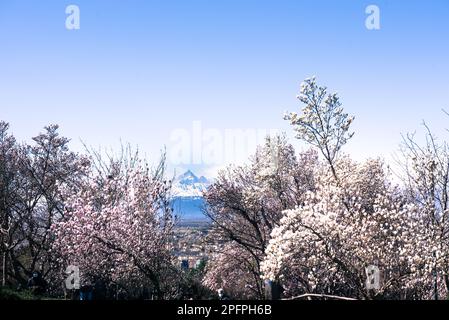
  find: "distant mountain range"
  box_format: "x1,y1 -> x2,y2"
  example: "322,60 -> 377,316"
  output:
172,170 -> 210,198
171,170 -> 211,224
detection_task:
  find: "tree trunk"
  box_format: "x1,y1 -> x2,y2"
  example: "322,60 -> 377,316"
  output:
1,251 -> 5,286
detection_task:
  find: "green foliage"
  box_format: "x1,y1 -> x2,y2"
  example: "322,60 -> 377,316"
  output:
0,287 -> 41,300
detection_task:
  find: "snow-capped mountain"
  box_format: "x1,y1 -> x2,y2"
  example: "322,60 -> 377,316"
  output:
172,170 -> 210,198
171,170 -> 211,224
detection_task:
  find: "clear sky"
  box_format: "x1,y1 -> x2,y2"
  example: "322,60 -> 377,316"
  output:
1,0 -> 448,177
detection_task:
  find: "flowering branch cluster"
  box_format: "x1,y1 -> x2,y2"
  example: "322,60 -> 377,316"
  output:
51,151 -> 177,298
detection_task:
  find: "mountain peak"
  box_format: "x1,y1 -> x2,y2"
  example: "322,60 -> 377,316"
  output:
173,170 -> 210,197
178,170 -> 199,184
184,169 -> 196,177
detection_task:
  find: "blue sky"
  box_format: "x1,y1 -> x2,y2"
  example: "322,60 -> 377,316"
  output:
1,0 -> 448,177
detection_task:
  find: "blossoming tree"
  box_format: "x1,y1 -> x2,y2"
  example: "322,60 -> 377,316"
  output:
203,135 -> 318,298
52,149 -> 178,299
262,78 -> 435,299
398,123 -> 449,298
1,123 -> 89,288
